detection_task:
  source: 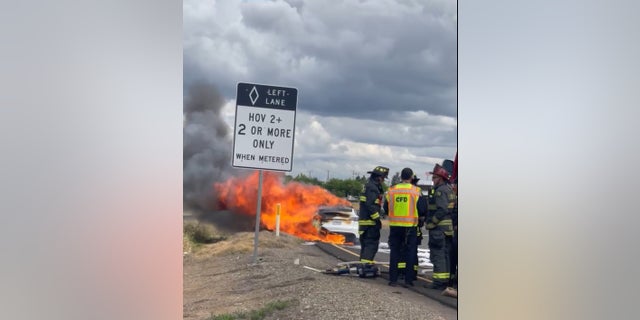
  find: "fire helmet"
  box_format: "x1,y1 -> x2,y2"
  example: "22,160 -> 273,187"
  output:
367,166 -> 389,178
429,164 -> 450,182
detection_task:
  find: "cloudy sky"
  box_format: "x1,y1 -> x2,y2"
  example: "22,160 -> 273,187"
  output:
184,0 -> 457,181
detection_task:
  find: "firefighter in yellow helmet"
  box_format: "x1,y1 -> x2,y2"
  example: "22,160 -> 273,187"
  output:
425,164 -> 454,290
358,166 -> 388,267
384,168 -> 421,287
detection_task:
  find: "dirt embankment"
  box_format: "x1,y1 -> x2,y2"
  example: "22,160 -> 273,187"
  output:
183,230 -> 457,320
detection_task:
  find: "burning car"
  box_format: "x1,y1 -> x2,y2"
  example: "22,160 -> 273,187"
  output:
312,206 -> 359,244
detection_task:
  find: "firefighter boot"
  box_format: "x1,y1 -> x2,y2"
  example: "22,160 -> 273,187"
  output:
424,282 -> 447,290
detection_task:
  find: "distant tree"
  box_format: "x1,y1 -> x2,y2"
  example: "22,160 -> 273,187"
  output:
285,173 -> 323,186
322,178 -> 365,198
343,179 -> 365,197
323,178 -> 344,197
284,174 -> 369,198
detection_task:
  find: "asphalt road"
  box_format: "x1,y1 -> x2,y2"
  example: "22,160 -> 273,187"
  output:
360,219 -> 431,269
315,219 -> 457,309
184,212 -> 456,309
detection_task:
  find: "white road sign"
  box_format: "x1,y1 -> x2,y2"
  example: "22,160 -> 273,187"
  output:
232,82 -> 298,171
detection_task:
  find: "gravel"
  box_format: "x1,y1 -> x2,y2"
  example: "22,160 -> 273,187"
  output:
183,231 -> 457,320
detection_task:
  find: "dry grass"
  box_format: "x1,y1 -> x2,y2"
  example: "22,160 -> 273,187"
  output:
183,233 -> 193,253
211,231 -> 302,256
208,299 -> 296,320
186,226 -> 304,257
183,221 -> 227,254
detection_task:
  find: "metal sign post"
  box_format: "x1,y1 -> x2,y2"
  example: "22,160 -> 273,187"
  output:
252,170 -> 263,264
275,203 -> 281,237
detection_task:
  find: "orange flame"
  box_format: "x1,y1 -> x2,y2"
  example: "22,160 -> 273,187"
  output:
215,171 -> 351,244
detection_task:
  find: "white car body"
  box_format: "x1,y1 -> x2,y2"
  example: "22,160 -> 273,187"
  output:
312,206 -> 359,244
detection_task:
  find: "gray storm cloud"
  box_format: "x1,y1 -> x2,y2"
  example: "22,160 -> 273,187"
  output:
183,0 -> 457,180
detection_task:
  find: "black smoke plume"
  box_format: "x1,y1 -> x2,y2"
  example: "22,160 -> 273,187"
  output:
183,81 -> 255,232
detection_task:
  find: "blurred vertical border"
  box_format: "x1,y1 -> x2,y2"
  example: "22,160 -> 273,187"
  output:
459,0 -> 640,319
0,0 -> 182,319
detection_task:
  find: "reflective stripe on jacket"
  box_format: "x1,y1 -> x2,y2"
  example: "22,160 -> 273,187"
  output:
385,183 -> 421,227
427,184 -> 454,235
358,178 -> 383,224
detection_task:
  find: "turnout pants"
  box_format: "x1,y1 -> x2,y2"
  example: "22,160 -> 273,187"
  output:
449,230 -> 458,288
428,228 -> 451,286
398,227 -> 421,281
359,225 -> 381,264
388,226 -> 418,283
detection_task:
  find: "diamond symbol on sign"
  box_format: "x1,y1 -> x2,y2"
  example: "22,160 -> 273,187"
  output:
249,86 -> 259,105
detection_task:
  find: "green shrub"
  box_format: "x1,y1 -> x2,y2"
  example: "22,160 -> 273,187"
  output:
183,223 -> 225,244
209,300 -> 294,320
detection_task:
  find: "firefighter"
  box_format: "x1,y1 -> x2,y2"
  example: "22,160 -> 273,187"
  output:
447,187 -> 458,290
358,165 -> 388,267
448,152 -> 458,292
397,174 -> 427,281
425,164 -> 454,290
384,168 -> 421,287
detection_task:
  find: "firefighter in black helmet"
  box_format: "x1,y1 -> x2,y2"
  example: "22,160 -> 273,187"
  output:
358,166 -> 388,266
